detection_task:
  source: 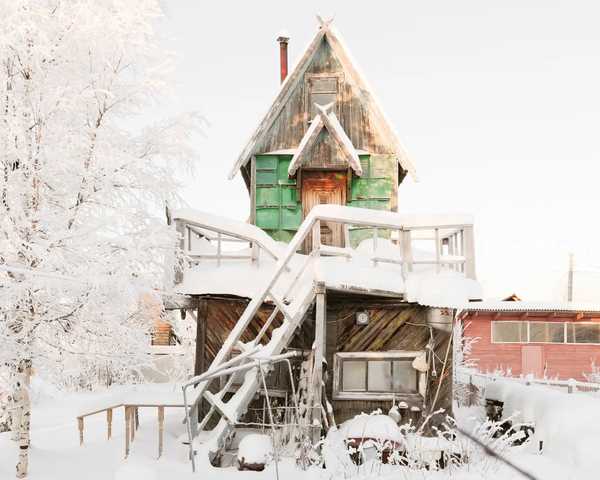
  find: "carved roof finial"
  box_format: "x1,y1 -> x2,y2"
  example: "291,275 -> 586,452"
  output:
316,14 -> 334,31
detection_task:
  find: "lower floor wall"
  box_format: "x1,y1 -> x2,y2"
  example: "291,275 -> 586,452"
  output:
191,293 -> 453,434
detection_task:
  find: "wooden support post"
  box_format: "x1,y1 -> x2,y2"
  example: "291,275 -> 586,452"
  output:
125,407 -> 130,457
217,232 -> 222,267
158,406 -> 165,458
463,226 -> 476,279
135,407 -> 139,431
401,230 -> 413,275
372,228 -> 379,266
192,297 -> 208,436
77,417 -> 84,446
107,408 -> 113,440
343,224 -> 350,250
174,220 -> 186,284
313,220 -> 321,256
313,281 -> 326,445
434,228 -> 440,274
130,406 -> 136,443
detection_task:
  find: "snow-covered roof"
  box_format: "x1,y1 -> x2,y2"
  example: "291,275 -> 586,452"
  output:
463,301 -> 600,313
288,104 -> 362,176
228,18 -> 416,181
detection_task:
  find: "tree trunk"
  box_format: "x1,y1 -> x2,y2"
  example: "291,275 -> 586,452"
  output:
9,370 -> 31,479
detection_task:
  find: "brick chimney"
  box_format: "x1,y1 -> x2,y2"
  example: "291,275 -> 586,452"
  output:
277,34 -> 289,83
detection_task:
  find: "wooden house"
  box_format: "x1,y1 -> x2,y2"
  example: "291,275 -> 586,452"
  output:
165,19 -> 481,467
229,17 -> 415,247
460,301 -> 600,381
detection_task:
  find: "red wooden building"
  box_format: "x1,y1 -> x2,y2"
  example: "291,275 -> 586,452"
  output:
460,301 -> 600,381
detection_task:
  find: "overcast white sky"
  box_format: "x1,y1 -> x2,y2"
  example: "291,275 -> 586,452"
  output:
156,1 -> 600,302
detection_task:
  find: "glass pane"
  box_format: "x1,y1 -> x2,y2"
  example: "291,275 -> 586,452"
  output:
391,361 -> 418,393
567,324 -> 600,344
367,361 -> 392,392
529,322 -> 564,343
311,77 -> 337,93
310,92 -> 337,117
342,361 -> 366,391
492,322 -> 526,343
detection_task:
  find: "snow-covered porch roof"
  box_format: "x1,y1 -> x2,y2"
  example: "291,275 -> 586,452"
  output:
288,103 -> 363,176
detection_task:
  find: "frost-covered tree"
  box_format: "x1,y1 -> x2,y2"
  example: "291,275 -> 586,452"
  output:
0,1 -> 199,476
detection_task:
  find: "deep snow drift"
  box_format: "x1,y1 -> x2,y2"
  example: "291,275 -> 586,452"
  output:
1,380 -> 597,479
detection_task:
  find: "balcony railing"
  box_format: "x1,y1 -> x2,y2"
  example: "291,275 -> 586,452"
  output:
171,205 -> 476,286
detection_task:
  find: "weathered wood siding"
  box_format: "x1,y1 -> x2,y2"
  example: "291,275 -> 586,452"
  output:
326,296 -> 453,428
243,36 -> 400,208
192,294 -> 452,432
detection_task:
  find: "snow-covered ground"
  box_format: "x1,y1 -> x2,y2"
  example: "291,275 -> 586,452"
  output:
0,381 -> 597,479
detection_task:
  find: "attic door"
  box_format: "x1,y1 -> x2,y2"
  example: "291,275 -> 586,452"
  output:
305,73 -> 342,123
302,171 -> 346,251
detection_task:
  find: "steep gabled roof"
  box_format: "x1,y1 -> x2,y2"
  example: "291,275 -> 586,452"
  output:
228,17 -> 416,181
288,103 -> 362,176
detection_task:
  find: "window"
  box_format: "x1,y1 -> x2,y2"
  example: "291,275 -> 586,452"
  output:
334,352 -> 422,399
567,323 -> 600,344
491,320 -> 600,344
529,322 -> 565,343
491,321 -> 527,343
306,74 -> 341,123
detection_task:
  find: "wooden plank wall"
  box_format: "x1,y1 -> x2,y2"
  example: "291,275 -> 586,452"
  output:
193,294 -> 452,433
326,295 -> 453,429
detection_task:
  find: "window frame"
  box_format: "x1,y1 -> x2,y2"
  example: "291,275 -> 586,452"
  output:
566,322 -> 600,345
304,72 -> 344,126
491,320 -> 528,344
527,321 -> 566,344
333,351 -> 424,401
491,320 -> 600,345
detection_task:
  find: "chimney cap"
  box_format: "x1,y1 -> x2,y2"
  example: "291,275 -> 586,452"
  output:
276,30 -> 290,43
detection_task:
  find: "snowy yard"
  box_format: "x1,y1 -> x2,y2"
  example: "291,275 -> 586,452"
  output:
0,381 -> 596,480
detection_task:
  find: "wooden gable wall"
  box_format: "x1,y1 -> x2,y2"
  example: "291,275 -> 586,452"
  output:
248,38 -> 397,166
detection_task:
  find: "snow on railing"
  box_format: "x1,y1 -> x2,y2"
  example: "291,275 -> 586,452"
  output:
170,208 -> 282,279
172,205 -> 476,282
456,368 -> 600,396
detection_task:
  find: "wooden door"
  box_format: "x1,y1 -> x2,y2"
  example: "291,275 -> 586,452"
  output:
301,171 -> 347,251
521,345 -> 543,378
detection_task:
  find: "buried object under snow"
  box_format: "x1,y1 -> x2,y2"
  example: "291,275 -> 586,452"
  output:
237,433 -> 273,471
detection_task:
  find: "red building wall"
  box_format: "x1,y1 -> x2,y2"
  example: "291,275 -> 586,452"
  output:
461,311 -> 600,381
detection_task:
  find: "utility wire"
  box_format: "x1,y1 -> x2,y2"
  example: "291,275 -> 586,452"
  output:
456,426 -> 537,480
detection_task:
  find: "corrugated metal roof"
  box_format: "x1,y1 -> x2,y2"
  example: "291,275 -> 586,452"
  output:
463,301 -> 600,313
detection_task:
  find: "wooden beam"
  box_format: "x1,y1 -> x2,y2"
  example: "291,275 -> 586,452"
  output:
125,407 -> 130,457
288,114 -> 324,175
463,226 -> 476,279
313,281 -> 326,444
315,104 -> 362,176
158,406 -> 165,459
162,295 -> 195,311
193,297 -> 208,429
107,408 -> 112,440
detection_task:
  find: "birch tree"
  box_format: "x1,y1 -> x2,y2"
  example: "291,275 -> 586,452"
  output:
0,1 -> 199,476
